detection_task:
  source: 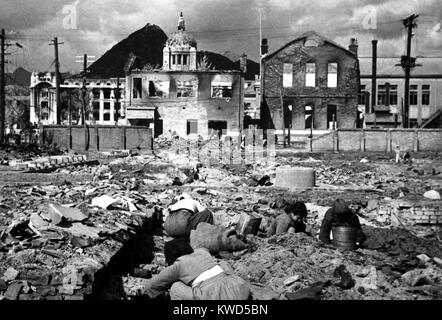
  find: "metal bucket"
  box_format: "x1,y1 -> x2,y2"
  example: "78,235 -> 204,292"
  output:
331,226 -> 357,250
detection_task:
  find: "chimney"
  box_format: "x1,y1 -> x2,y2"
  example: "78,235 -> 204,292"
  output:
261,38 -> 269,56
349,38 -> 358,57
371,40 -> 378,114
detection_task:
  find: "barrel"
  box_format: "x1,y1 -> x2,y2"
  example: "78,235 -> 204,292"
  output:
331,226 -> 357,250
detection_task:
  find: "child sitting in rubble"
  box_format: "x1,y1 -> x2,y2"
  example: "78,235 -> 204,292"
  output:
318,199 -> 366,247
141,233 -> 251,300
267,201 -> 308,236
163,193 -> 214,239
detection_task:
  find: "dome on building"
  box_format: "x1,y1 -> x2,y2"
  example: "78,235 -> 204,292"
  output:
166,30 -> 197,48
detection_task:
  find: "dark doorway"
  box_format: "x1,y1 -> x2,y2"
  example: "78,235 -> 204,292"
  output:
187,119 -> 198,135
208,120 -> 227,138
305,105 -> 313,129
327,105 -> 337,129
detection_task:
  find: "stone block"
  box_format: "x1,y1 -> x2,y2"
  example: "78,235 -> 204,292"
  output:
4,282 -> 23,300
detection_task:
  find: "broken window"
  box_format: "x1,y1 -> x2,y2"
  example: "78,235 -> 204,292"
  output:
92,102 -> 100,121
389,85 -> 398,105
104,102 -> 111,110
177,80 -> 198,98
358,85 -> 368,105
103,113 -> 110,121
133,78 -> 142,99
283,63 -> 293,88
422,85 -> 430,105
211,81 -> 232,98
187,119 -> 198,135
327,63 -> 338,88
305,63 -> 316,87
183,55 -> 188,65
410,85 -> 418,105
172,55 -> 176,65
377,84 -> 386,105
103,89 -> 111,99
178,54 -> 182,65
148,81 -> 169,98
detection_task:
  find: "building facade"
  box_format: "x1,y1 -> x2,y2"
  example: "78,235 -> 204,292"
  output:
358,57 -> 442,128
261,32 -> 360,132
30,72 -> 126,126
124,13 -> 243,137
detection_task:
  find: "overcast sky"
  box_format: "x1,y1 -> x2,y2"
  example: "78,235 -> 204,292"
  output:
2,0 -> 441,73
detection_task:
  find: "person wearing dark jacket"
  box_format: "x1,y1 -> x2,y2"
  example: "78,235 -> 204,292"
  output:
318,199 -> 366,246
267,201 -> 308,236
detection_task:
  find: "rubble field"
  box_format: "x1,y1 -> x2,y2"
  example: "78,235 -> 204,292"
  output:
0,139 -> 441,300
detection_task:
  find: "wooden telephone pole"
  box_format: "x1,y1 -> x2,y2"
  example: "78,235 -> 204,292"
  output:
401,14 -> 419,128
0,29 -> 5,144
49,37 -> 64,124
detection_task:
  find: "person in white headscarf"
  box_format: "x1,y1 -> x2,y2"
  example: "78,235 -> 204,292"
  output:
163,193 -> 214,239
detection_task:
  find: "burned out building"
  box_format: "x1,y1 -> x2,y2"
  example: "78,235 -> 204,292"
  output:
261,31 -> 360,133
124,13 -> 244,137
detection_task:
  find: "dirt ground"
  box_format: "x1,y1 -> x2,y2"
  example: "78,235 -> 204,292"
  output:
0,139 -> 441,300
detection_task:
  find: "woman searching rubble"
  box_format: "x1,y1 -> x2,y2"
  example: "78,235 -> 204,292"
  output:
163,193 -> 214,239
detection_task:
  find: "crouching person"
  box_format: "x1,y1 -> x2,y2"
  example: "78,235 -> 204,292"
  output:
267,201 -> 308,236
142,244 -> 251,300
164,193 -> 214,239
318,199 -> 366,247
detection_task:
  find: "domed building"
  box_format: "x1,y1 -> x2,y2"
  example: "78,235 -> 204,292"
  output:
162,12 -> 198,71
124,12 -> 247,138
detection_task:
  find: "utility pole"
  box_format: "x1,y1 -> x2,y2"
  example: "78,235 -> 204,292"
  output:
115,77 -> 121,125
0,29 -> 5,144
401,14 -> 419,128
75,54 -> 95,124
50,37 -> 64,124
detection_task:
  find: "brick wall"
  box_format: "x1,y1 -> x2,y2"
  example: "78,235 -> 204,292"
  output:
43,125 -> 153,152
262,34 -> 360,130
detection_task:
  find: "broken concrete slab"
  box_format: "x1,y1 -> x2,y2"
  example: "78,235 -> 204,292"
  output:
29,213 -> 49,230
423,190 -> 441,200
283,275 -> 301,286
2,267 -> 19,282
4,282 -> 23,300
91,195 -> 119,209
47,204 -> 88,224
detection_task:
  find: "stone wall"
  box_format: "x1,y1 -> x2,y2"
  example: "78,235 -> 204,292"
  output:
42,126 -> 153,152
312,129 -> 442,152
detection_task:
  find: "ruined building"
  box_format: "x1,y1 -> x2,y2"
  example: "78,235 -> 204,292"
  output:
261,32 -> 360,133
124,13 -> 244,137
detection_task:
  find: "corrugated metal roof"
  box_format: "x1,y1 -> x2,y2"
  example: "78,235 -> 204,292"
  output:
359,57 -> 442,76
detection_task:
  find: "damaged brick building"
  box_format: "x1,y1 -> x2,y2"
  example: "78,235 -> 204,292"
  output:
124,13 -> 244,137
261,31 -> 361,132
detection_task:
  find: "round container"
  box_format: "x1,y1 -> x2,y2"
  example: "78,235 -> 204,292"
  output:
331,226 -> 357,250
275,167 -> 316,189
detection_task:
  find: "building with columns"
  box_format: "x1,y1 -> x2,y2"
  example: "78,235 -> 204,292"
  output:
124,13 -> 244,137
30,13 -> 246,137
29,72 -> 126,126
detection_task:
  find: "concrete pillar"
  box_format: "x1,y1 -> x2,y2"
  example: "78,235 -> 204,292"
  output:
110,101 -> 115,123
163,47 -> 170,70
190,47 -> 197,70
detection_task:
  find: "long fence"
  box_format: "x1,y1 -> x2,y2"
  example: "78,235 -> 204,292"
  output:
312,128 -> 442,152
42,125 -> 153,152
